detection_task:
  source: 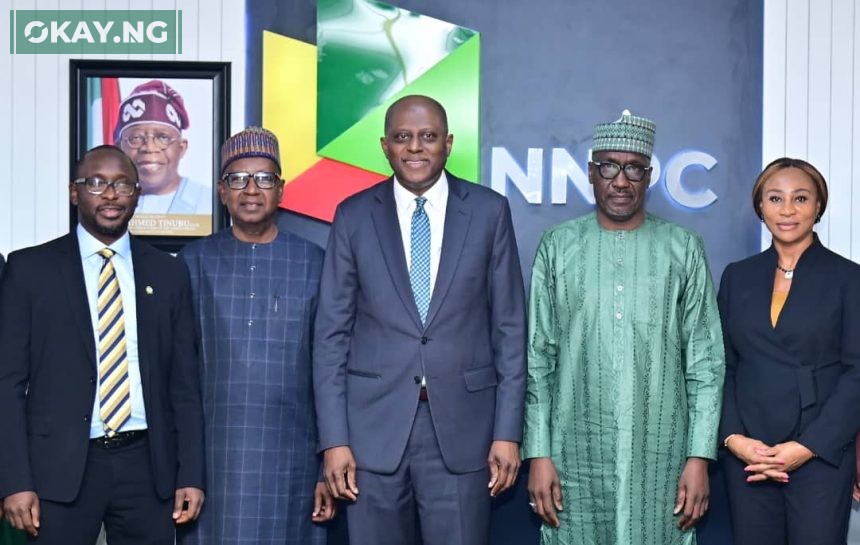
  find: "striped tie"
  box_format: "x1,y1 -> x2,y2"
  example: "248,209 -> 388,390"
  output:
410,197 -> 431,324
97,248 -> 131,437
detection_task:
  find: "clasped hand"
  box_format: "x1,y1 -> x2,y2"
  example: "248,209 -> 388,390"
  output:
726,435 -> 814,483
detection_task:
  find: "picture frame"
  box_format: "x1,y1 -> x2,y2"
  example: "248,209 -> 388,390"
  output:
70,60 -> 230,252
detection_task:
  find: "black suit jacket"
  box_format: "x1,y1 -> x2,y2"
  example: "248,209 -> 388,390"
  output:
718,236 -> 860,465
0,233 -> 205,502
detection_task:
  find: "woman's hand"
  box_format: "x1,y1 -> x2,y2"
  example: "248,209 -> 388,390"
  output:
725,434 -> 788,483
853,437 -> 860,502
759,441 -> 814,474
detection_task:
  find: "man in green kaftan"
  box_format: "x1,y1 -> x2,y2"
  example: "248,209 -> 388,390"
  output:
523,111 -> 725,545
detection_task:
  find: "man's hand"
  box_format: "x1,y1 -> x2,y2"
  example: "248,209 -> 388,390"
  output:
487,440 -> 520,497
674,457 -> 709,531
527,457 -> 563,528
323,446 -> 359,501
3,491 -> 40,536
312,481 -> 337,522
725,434 -> 788,483
172,487 -> 205,524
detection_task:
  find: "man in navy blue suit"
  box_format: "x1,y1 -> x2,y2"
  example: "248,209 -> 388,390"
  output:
314,95 -> 527,545
0,146 -> 204,544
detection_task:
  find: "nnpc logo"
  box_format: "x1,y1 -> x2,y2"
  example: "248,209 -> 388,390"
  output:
10,10 -> 182,54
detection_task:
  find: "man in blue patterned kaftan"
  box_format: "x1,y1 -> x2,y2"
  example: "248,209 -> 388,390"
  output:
178,127 -> 334,545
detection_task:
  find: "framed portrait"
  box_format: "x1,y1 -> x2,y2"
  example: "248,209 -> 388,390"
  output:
70,60 -> 230,251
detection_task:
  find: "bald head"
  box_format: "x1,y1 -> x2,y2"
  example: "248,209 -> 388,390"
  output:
76,145 -> 139,182
384,95 -> 448,135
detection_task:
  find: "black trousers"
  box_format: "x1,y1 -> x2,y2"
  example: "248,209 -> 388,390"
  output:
30,436 -> 174,545
722,446 -> 854,545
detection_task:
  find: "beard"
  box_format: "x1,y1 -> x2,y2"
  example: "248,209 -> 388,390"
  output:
94,215 -> 133,238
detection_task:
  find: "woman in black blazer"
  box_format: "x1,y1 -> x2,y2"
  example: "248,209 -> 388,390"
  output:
718,157 -> 860,545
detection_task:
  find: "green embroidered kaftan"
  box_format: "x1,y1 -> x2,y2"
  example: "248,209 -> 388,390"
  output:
523,213 -> 725,545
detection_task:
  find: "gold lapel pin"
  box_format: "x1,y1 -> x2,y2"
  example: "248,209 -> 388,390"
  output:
145,286 -> 154,295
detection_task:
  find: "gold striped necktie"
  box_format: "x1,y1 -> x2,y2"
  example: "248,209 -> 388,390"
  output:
97,248 -> 131,437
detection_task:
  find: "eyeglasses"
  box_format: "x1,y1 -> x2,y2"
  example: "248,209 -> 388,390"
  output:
120,133 -> 180,150
73,177 -> 139,196
590,160 -> 652,182
221,171 -> 282,190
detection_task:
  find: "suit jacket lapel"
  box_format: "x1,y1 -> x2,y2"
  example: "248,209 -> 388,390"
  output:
425,175 -> 472,328
130,237 -> 153,398
371,180 -> 424,330
769,239 -> 824,409
757,246 -> 805,351
758,246 -> 779,332
772,238 -> 821,344
59,233 -> 98,370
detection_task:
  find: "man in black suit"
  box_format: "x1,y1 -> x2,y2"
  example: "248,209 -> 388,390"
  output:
0,145 -> 205,544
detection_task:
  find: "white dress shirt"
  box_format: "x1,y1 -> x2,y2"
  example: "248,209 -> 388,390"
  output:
392,171 -> 449,300
77,225 -> 147,437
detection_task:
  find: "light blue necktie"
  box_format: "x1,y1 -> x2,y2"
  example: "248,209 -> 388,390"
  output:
410,197 -> 431,324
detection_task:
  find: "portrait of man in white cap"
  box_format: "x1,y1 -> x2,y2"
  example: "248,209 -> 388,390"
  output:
115,80 -> 212,216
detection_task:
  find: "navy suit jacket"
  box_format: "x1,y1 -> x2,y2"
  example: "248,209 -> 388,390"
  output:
718,236 -> 860,465
0,233 -> 205,502
313,174 -> 527,474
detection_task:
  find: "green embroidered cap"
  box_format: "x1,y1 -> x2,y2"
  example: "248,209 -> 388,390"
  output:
592,109 -> 656,157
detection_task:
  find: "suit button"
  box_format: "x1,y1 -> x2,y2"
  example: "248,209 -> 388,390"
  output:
421,337 -> 428,344
413,376 -> 422,384
83,416 -> 89,422
90,377 -> 96,384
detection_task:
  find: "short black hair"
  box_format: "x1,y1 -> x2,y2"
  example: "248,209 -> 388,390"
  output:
383,95 -> 448,134
75,145 -> 139,182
